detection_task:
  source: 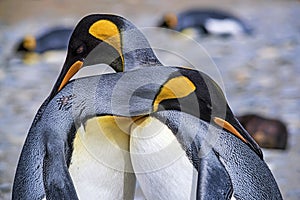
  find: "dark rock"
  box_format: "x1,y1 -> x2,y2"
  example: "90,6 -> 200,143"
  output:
237,114 -> 288,150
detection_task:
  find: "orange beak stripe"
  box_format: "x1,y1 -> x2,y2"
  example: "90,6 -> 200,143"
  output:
214,117 -> 248,143
58,61 -> 83,92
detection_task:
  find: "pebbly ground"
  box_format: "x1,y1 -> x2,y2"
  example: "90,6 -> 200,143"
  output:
0,0 -> 300,199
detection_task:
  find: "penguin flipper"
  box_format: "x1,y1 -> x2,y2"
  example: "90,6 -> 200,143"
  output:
197,149 -> 233,200
43,138 -> 79,200
12,128 -> 46,199
12,124 -> 78,200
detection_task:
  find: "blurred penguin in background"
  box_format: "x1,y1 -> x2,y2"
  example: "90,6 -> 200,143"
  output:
14,27 -> 72,64
16,27 -> 72,54
159,9 -> 253,37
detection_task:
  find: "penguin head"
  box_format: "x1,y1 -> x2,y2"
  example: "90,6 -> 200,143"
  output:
16,35 -> 37,52
49,14 -> 134,99
159,13 -> 178,29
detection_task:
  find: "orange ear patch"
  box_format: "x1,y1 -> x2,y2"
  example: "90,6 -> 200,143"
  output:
23,35 -> 36,51
89,20 -> 124,70
153,76 -> 196,111
164,13 -> 178,29
214,117 -> 247,143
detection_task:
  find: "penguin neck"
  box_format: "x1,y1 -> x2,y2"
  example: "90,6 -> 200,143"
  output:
119,27 -> 163,70
122,48 -> 162,70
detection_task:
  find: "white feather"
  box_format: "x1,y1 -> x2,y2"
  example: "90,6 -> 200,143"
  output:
69,117 -> 134,199
130,117 -> 197,200
205,18 -> 243,35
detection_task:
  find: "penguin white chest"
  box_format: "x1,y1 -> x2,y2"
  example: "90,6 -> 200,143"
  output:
130,117 -> 198,200
68,116 -> 197,199
68,116 -> 135,199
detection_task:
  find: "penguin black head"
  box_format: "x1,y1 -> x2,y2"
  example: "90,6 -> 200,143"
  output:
159,13 -> 178,29
16,35 -> 37,52
49,14 -> 135,99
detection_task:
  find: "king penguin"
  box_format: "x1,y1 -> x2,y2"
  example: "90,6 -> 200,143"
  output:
49,14 -> 163,199
13,14 -> 282,200
159,9 -> 253,37
14,27 -> 73,64
16,27 -> 73,54
13,14 -> 163,200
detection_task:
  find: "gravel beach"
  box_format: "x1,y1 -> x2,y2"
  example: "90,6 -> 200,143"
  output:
0,0 -> 299,199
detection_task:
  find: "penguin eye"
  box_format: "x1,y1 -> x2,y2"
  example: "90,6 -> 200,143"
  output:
75,44 -> 86,55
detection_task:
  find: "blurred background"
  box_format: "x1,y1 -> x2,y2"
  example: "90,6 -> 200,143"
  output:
0,0 -> 299,199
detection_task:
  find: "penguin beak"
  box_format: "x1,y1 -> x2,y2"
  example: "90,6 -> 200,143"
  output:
49,59 -> 83,99
57,60 -> 83,91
